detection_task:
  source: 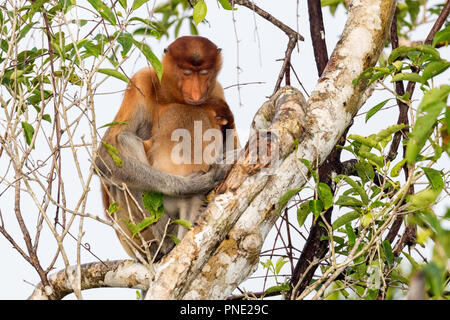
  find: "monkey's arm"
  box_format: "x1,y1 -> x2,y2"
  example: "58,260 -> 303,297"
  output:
95,131 -> 227,196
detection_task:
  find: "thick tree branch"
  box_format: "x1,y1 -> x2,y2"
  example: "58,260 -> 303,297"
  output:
29,260 -> 149,300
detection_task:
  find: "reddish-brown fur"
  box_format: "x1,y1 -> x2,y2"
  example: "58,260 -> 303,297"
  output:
98,36 -> 238,259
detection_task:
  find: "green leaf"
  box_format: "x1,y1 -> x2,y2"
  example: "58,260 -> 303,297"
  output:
98,68 -> 129,83
118,0 -> 127,9
335,195 -> 363,208
217,0 -> 233,10
423,262 -> 444,297
332,211 -> 360,230
167,234 -> 180,245
422,60 -> 450,82
337,175 -> 369,205
275,257 -> 288,275
171,219 -> 192,230
390,158 -> 406,177
117,33 -> 133,57
388,46 -> 415,64
355,161 -> 375,184
417,85 -> 450,112
345,223 -> 356,246
391,72 -> 423,84
406,101 -> 446,164
318,182 -> 333,210
365,99 -> 390,122
98,121 -> 128,129
421,167 -> 444,192
21,121 -> 35,147
297,202 -> 311,228
142,191 -> 163,213
132,40 -> 163,82
375,124 -> 407,142
408,189 -> 439,209
193,1 -> 207,25
382,240 -> 394,268
87,0 -> 117,26
108,202 -> 120,214
278,187 -> 305,214
299,158 -> 319,182
358,150 -> 384,168
432,26 -> 450,47
132,0 -> 150,10
348,134 -> 379,150
101,141 -> 123,167
309,199 -> 323,221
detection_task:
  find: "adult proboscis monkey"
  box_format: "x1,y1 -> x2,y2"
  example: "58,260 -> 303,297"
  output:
95,36 -> 239,260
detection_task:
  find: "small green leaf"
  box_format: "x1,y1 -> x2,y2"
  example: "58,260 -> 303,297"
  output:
406,101 -> 446,164
365,99 -> 390,122
142,191 -> 163,213
217,0 -> 233,10
337,175 -> 369,205
118,0 -> 127,9
278,187 -> 305,214
318,182 -> 333,210
132,40 -> 163,82
432,26 -> 450,47
422,60 -> 450,82
167,234 -> 180,245
423,262 -> 445,297
98,121 -> 128,129
388,46 -> 415,64
391,72 -> 424,84
193,1 -> 207,25
275,257 -> 288,275
355,161 -> 375,184
42,114 -> 52,123
382,240 -> 394,268
98,68 -> 129,83
345,223 -> 356,246
309,199 -> 323,221
297,202 -> 311,228
348,134 -> 379,150
421,167 -> 444,192
390,158 -> 406,177
101,141 -> 123,167
21,121 -> 35,147
108,202 -> 120,214
87,0 -> 117,26
171,219 -> 192,230
332,211 -> 360,230
335,195 -> 363,208
132,0 -> 150,10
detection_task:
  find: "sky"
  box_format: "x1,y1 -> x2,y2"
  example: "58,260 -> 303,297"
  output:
0,0 -> 448,299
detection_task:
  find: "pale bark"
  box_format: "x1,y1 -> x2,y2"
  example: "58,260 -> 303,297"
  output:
28,0 -> 397,300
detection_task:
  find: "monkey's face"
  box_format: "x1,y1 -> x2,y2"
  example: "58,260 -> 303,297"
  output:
164,36 -> 222,105
179,68 -> 213,105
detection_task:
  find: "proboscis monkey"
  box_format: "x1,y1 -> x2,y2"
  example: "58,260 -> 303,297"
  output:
95,36 -> 239,260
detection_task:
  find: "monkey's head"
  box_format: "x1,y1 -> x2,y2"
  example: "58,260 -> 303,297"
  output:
162,36 -> 222,105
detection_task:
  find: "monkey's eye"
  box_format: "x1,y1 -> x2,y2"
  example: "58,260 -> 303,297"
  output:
182,69 -> 193,76
199,69 -> 209,75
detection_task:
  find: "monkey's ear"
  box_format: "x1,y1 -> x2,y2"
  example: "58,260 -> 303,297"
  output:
217,48 -> 222,53
164,48 -> 169,54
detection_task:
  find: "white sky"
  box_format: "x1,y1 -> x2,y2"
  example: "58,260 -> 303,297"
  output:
0,0 -> 448,299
